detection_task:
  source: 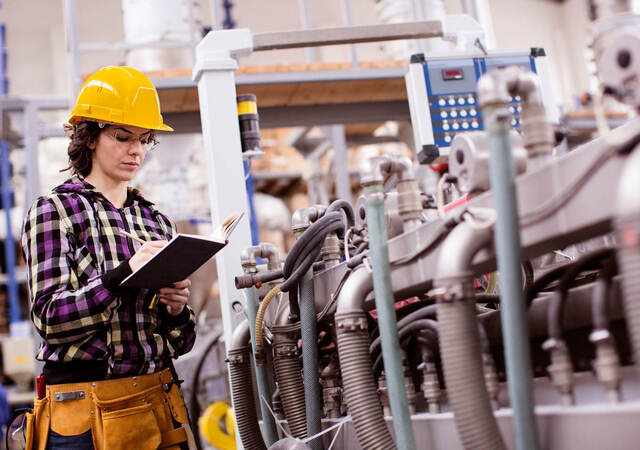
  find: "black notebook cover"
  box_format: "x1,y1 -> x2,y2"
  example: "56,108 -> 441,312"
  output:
120,234 -> 226,289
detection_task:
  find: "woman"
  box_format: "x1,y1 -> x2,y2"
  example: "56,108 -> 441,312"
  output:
20,66 -> 196,450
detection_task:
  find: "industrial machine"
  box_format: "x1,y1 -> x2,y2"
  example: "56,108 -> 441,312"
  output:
189,2 -> 640,449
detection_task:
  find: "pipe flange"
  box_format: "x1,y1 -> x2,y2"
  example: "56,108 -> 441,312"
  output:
336,316 -> 369,332
274,343 -> 299,357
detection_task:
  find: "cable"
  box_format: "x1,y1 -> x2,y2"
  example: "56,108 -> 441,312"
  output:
189,331 -> 223,450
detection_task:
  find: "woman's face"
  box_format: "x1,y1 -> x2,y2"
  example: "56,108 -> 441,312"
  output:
89,124 -> 152,183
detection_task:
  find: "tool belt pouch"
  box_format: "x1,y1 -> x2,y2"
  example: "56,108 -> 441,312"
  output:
25,397 -> 49,450
93,385 -> 164,450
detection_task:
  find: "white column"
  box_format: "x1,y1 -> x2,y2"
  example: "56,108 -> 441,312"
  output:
193,29 -> 254,366
193,30 -> 254,450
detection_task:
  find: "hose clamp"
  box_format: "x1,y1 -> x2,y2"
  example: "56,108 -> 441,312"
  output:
274,343 -> 298,357
226,351 -> 248,365
336,317 -> 368,332
431,283 -> 474,303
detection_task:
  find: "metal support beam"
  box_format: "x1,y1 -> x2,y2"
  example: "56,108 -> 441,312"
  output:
62,0 -> 83,97
341,0 -> 359,69
23,102 -> 41,206
253,20 -> 443,51
325,125 -> 352,202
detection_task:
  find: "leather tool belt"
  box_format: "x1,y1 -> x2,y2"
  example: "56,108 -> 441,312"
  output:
24,367 -> 194,450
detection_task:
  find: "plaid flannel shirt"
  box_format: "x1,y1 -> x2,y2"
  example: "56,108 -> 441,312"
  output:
21,176 -> 196,377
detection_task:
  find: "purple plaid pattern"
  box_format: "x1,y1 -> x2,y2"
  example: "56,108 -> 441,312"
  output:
21,176 -> 196,377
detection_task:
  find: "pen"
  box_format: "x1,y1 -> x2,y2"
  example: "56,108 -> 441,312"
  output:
120,229 -> 159,309
121,229 -> 146,245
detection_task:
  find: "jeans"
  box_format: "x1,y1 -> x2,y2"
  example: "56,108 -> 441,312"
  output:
46,429 -> 94,450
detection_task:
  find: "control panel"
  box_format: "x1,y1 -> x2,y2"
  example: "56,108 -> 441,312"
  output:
405,49 -> 555,164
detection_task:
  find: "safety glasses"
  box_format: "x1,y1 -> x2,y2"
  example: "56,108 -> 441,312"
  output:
104,128 -> 158,152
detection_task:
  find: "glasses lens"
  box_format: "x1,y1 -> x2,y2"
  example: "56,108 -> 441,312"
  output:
7,412 -> 26,450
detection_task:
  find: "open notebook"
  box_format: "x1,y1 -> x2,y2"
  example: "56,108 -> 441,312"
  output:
120,212 -> 244,289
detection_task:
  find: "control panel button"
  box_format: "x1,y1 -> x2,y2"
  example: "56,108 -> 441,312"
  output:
468,96 -> 476,104
450,110 -> 458,118
470,108 -> 477,116
517,106 -> 522,113
440,111 -> 448,119
438,98 -> 446,106
509,106 -> 516,113
458,97 -> 465,105
444,135 -> 452,143
461,122 -> 470,129
452,122 -> 460,130
448,98 -> 456,106
511,118 -> 518,126
460,110 -> 468,117
471,121 -> 479,128
443,122 -> 450,131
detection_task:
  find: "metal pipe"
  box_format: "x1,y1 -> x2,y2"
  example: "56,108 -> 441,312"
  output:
362,181 -> 416,450
299,268 -> 322,450
435,221 -> 506,450
242,281 -> 278,446
477,67 -> 554,159
482,96 -> 540,449
241,243 -> 281,271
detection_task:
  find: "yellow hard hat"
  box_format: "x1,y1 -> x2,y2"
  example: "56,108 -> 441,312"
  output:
68,66 -> 173,131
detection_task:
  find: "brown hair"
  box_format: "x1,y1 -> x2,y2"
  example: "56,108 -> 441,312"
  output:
61,121 -> 157,177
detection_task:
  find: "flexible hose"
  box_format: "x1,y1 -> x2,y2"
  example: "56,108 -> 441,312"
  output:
326,198 -> 355,228
336,311 -> 396,450
372,319 -> 439,374
592,255 -> 618,331
228,347 -> 267,450
548,248 -> 614,340
437,297 -> 506,450
281,212 -> 345,292
255,285 -> 281,349
273,347 -> 307,439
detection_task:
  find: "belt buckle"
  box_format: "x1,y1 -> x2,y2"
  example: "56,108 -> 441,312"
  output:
54,390 -> 85,402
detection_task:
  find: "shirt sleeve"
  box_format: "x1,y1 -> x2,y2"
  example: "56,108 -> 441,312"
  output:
21,196 -> 120,344
160,304 -> 197,357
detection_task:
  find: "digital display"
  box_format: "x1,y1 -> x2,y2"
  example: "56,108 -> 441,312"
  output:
442,69 -> 464,81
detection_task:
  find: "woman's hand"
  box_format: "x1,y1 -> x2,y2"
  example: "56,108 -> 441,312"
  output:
128,240 -> 168,272
158,279 -> 191,315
